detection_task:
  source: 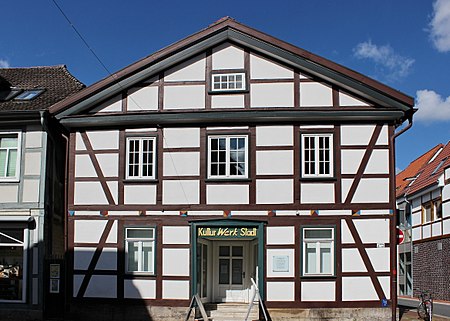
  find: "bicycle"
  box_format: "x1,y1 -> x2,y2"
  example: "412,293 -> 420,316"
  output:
417,291 -> 433,321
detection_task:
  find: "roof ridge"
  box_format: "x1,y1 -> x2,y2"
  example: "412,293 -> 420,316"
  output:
59,65 -> 86,89
0,64 -> 67,70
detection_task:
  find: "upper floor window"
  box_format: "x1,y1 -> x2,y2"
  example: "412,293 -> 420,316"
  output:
0,133 -> 20,180
208,135 -> 248,179
302,227 -> 334,276
211,72 -> 246,92
126,137 -> 156,179
301,134 -> 333,178
422,198 -> 442,223
125,227 -> 155,274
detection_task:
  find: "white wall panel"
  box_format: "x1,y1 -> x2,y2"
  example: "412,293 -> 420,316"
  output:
124,184 -> 157,205
127,86 -> 158,111
163,152 -> 200,176
25,131 -> 42,148
84,275 -> 116,298
365,150 -> 389,174
341,125 -> 374,146
300,183 -> 334,204
212,43 -> 244,70
342,248 -> 366,272
352,178 -> 389,203
256,179 -> 293,204
95,248 -> 117,270
162,280 -> 190,299
444,202 -> 450,218
22,179 -> 40,203
366,248 -> 390,272
163,226 -> 190,244
376,125 -> 389,145
165,55 -> 206,81
87,131 -> 119,150
24,152 -> 41,176
75,155 -> 96,177
250,54 -> 293,79
354,219 -> 390,244
74,247 -> 95,270
97,154 -> 119,177
301,282 -> 335,301
341,150 -> 364,174
341,220 -> 355,244
266,226 -> 295,245
412,227 -> 421,241
432,222 -> 441,237
0,185 -> 18,203
341,179 -> 353,202
256,126 -> 293,146
339,92 -> 369,106
443,219 -> 450,234
75,132 -> 86,151
124,279 -> 156,299
266,282 -> 294,301
378,276 -> 390,299
163,248 -> 190,276
422,225 -> 431,238
300,82 -> 332,107
266,249 -> 294,277
251,83 -> 294,108
342,277 -> 377,301
207,185 -> 249,204
74,220 -> 107,243
73,275 -> 83,297
163,180 -> 199,204
412,212 -> 421,226
90,95 -> 122,113
163,128 -> 199,148
164,85 -> 205,109
74,182 -> 108,205
256,150 -> 293,175
211,95 -> 245,108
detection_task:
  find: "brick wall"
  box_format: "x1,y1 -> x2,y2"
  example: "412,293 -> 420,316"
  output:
413,237 -> 450,301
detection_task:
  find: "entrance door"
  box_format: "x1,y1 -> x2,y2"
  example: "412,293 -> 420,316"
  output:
215,243 -> 248,303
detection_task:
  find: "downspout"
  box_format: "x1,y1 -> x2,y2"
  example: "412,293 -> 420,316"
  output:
393,116 -> 413,139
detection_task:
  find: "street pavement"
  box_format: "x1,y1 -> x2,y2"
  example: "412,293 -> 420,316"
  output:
398,308 -> 450,320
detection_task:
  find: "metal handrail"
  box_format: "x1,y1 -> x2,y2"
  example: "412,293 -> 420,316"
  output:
245,278 -> 271,321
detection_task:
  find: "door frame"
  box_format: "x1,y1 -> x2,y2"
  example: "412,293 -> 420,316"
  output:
190,219 -> 265,300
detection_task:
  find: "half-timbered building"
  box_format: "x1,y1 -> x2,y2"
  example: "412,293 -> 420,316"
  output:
50,18 -> 415,320
0,66 -> 84,320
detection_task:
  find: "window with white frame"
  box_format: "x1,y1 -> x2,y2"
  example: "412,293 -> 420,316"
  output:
125,227 -> 155,274
0,133 -> 20,180
208,135 -> 248,178
301,134 -> 333,177
126,137 -> 156,179
302,227 -> 334,276
211,73 -> 246,92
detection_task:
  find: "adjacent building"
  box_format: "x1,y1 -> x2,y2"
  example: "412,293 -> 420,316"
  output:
396,143 -> 450,301
49,18 -> 414,320
0,66 -> 84,320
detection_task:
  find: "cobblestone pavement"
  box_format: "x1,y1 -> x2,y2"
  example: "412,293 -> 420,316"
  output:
398,308 -> 450,320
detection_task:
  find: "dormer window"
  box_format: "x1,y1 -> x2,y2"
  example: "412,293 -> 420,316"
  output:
14,89 -> 44,101
211,72 -> 246,92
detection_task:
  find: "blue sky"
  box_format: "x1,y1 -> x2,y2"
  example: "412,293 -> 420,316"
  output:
1,0 -> 450,170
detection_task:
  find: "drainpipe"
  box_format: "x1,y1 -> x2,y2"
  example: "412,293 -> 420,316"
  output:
393,116 -> 413,139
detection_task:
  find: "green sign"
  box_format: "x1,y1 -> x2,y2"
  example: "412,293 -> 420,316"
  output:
197,227 -> 257,238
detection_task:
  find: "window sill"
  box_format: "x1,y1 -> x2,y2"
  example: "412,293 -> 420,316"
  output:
301,274 -> 336,279
300,177 -> 337,182
205,178 -> 252,183
0,178 -> 20,183
123,179 -> 158,184
208,89 -> 249,95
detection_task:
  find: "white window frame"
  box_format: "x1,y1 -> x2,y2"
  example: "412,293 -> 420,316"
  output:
125,227 -> 155,274
207,135 -> 248,179
301,133 -> 333,178
211,72 -> 246,92
0,227 -> 28,303
125,137 -> 156,180
302,227 -> 334,276
0,131 -> 21,182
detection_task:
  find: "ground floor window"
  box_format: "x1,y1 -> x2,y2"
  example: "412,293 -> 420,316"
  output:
125,227 -> 155,274
0,228 -> 25,301
302,227 -> 334,276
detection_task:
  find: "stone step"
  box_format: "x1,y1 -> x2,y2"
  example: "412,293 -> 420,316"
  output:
203,303 -> 259,321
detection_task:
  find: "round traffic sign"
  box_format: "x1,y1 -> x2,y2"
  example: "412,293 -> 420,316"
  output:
397,228 -> 405,245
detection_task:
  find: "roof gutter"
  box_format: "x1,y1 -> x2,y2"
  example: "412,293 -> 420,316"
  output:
393,115 -> 413,139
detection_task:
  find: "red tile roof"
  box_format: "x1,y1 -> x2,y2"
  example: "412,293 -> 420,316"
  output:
396,143 -> 450,198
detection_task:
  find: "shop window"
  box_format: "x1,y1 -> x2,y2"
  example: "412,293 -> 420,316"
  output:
301,134 -> 333,178
0,133 -> 20,180
302,227 -> 334,276
208,135 -> 248,179
126,137 -> 156,179
0,228 -> 26,302
125,227 -> 155,274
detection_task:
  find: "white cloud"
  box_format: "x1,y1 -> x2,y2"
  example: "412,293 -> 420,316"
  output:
0,59 -> 10,68
415,89 -> 450,122
429,0 -> 450,52
353,40 -> 415,81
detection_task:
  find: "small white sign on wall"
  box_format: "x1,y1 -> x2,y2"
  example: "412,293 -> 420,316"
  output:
272,255 -> 289,273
